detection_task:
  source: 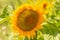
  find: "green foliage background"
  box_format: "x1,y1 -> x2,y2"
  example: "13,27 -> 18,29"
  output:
0,0 -> 60,40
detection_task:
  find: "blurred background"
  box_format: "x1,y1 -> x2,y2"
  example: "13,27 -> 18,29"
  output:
0,0 -> 60,40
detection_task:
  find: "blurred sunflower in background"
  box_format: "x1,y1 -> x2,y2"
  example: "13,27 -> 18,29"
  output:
0,0 -> 60,40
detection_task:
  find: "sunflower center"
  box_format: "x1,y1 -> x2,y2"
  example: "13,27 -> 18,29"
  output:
17,9 -> 39,31
43,3 -> 47,9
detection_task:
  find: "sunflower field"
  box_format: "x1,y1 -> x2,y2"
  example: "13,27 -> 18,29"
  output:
0,0 -> 60,40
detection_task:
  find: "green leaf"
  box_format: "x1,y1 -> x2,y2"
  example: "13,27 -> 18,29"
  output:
17,0 -> 22,5
0,16 -> 9,24
38,36 -> 44,40
0,5 -> 13,18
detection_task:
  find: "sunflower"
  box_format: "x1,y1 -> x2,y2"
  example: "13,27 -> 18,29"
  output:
10,0 -> 53,39
39,0 -> 54,14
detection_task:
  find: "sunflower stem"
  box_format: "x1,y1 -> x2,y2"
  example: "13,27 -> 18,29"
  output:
30,31 -> 37,40
34,31 -> 37,40
24,37 -> 29,40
